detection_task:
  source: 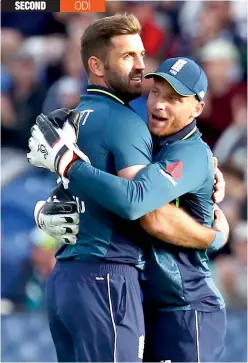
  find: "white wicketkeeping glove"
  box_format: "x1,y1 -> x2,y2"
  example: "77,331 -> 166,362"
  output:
27,110 -> 90,185
34,184 -> 80,245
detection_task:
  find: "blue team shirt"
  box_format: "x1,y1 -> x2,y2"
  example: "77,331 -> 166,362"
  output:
142,123 -> 225,312
56,85 -> 152,267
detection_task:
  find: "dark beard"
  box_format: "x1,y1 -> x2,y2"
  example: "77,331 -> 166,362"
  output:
104,66 -> 143,102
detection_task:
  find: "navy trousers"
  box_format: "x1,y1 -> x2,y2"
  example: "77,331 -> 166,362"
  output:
143,307 -> 227,362
46,260 -> 145,362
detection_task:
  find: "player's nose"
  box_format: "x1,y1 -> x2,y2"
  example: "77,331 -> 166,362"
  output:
154,100 -> 167,111
133,55 -> 145,71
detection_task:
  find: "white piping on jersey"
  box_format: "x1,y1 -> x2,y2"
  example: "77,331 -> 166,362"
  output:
87,88 -> 125,105
182,126 -> 197,140
107,273 -> 117,362
195,310 -> 200,362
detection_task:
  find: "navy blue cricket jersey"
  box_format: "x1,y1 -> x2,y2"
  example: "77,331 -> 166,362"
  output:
67,120 -> 225,312
56,85 -> 152,267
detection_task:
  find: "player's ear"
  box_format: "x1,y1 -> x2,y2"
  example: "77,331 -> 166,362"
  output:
191,101 -> 205,118
88,56 -> 105,77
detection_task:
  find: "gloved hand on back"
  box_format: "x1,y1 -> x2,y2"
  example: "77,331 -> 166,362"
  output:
27,108 -> 90,184
35,183 -> 80,245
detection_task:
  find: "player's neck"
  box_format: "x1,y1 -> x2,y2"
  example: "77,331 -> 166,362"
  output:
88,76 -> 109,89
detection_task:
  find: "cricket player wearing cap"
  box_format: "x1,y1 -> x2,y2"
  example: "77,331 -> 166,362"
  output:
28,57 -> 228,362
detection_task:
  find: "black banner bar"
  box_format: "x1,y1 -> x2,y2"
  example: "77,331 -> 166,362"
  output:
1,0 -> 60,12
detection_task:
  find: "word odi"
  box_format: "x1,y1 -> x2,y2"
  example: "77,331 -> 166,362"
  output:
74,0 -> 91,10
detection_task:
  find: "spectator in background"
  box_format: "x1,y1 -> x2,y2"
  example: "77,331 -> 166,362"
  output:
178,1 -> 247,49
213,222 -> 247,310
156,1 -> 183,37
2,50 -> 46,150
201,1 -> 246,49
216,162 -> 246,256
197,39 -> 246,147
1,28 -> 24,66
127,2 -> 167,59
157,1 -> 185,59
1,28 -> 23,95
62,40 -> 85,80
42,77 -> 81,114
213,94 -> 246,171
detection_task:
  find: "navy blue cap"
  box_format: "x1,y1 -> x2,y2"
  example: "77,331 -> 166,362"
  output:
144,57 -> 208,101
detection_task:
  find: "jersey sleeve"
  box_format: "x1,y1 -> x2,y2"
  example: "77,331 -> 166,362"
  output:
106,110 -> 152,170
67,142 -> 210,220
208,231 -> 226,252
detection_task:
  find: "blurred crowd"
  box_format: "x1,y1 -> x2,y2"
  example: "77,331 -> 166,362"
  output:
1,1 -> 247,313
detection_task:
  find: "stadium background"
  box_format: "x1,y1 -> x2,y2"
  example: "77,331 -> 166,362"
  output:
1,1 -> 247,361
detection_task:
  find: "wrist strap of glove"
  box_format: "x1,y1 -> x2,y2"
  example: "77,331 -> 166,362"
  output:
63,153 -> 79,177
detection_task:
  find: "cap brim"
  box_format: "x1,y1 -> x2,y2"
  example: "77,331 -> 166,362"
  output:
144,72 -> 196,97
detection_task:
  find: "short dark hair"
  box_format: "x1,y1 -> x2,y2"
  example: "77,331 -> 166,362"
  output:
80,13 -> 141,74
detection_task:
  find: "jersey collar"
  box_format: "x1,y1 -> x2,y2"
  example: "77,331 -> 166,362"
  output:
152,120 -> 199,150
86,85 -> 131,105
